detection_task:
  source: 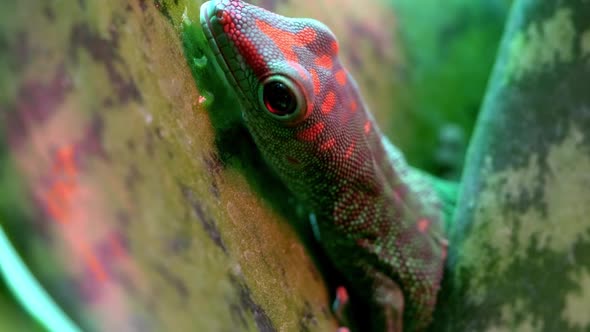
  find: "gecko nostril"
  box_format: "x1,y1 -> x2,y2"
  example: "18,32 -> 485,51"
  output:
203,2 -> 227,26
215,8 -> 231,25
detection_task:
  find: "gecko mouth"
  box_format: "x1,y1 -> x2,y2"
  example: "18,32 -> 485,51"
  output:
199,1 -> 253,107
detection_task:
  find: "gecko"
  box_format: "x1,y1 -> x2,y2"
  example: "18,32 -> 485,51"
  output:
196,1 -> 455,330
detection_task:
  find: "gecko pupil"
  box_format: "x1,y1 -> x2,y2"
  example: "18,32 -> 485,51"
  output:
263,81 -> 297,116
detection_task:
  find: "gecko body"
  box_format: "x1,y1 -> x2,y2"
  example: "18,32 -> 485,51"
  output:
199,1 -> 450,330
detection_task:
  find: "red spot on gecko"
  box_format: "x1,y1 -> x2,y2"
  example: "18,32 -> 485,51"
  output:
350,100 -> 358,112
364,120 -> 372,134
224,17 -> 267,75
320,138 -> 336,151
337,100 -> 355,126
345,142 -> 356,159
297,121 -> 325,141
321,92 -> 336,114
256,20 -> 316,63
417,218 -> 431,233
310,68 -> 321,96
315,55 -> 333,69
297,26 -> 318,44
331,40 -> 339,54
335,69 -> 347,86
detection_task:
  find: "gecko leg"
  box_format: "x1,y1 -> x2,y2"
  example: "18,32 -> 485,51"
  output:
332,285 -> 350,318
309,213 -> 351,328
369,267 -> 404,332
334,265 -> 405,331
333,286 -> 352,332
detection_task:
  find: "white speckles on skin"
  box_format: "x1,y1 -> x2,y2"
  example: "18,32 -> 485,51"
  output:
562,271 -> 590,328
503,8 -> 576,82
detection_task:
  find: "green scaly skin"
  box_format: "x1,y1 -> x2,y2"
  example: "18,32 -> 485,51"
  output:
195,1 -> 456,330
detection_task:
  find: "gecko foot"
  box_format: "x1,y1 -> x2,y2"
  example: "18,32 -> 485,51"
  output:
332,285 -> 350,328
332,285 -> 349,318
371,268 -> 404,332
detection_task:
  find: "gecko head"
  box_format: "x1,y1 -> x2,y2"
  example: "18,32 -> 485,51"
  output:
201,0 -> 367,184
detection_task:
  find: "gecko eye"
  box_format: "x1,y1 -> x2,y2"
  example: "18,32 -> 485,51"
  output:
264,81 -> 296,115
259,75 -> 307,123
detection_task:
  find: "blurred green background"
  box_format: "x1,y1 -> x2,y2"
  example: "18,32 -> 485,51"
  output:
0,280 -> 43,331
